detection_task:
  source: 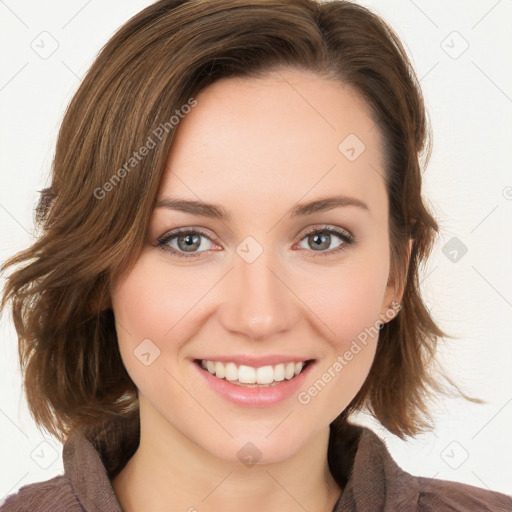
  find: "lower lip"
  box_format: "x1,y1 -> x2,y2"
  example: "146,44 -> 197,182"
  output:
193,360 -> 316,408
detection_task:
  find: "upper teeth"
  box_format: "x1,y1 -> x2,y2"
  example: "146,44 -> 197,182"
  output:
200,360 -> 306,384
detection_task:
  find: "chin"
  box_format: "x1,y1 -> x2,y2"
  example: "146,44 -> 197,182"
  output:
204,432 -> 309,466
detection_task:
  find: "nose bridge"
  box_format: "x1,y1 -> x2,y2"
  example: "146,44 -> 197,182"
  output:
221,242 -> 296,340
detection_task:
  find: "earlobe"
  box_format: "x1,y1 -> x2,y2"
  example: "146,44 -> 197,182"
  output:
379,238 -> 413,324
394,237 -> 413,303
378,300 -> 402,328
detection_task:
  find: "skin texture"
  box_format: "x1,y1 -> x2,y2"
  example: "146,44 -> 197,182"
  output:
111,67 -> 404,512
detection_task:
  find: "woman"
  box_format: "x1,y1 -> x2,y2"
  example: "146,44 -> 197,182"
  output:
1,0 -> 511,510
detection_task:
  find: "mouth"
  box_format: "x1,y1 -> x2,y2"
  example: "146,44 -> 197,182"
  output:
194,358 -> 315,387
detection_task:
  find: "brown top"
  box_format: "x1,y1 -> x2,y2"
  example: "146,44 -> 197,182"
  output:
1,422 -> 511,511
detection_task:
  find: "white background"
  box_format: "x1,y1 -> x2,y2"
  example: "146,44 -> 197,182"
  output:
1,0 -> 511,502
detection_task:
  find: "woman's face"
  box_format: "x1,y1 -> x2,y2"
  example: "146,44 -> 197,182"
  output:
111,68 -> 398,464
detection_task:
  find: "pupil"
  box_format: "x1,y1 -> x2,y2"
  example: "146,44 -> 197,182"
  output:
311,233 -> 329,250
180,233 -> 200,251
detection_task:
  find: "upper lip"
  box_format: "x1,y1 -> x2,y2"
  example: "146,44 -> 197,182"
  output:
195,355 -> 315,367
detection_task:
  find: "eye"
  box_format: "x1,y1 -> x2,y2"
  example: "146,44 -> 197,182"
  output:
295,225 -> 354,258
154,228 -> 216,259
154,225 -> 355,260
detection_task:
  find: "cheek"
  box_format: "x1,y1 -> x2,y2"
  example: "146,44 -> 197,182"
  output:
301,244 -> 390,350
112,250 -> 210,347
110,252 -> 190,376
294,241 -> 389,410
110,252 -> 212,412
296,258 -> 387,417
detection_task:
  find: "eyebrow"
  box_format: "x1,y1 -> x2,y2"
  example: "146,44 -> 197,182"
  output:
155,194 -> 369,220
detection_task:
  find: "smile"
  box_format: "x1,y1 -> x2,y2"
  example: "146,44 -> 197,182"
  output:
197,359 -> 311,387
193,357 -> 316,407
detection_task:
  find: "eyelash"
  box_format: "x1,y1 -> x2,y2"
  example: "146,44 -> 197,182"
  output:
154,225 -> 355,260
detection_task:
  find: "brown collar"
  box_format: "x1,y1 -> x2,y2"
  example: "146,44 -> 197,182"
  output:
331,424 -> 420,510
63,430 -> 124,511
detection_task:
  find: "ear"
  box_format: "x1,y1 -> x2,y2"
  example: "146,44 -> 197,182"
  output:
380,237 -> 413,321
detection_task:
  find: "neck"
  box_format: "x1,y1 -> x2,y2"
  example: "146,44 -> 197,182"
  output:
112,398 -> 342,512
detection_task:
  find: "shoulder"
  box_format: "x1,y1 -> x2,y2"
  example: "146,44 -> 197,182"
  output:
416,474 -> 512,512
0,475 -> 82,512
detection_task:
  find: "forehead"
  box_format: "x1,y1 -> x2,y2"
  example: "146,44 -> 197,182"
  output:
158,68 -> 386,221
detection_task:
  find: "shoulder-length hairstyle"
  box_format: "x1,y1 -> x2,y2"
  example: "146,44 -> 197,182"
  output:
2,0 -> 463,478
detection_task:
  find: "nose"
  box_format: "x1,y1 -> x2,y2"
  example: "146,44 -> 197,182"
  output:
218,250 -> 299,342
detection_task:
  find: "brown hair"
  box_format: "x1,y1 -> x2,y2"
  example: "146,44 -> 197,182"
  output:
1,0 -> 465,478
